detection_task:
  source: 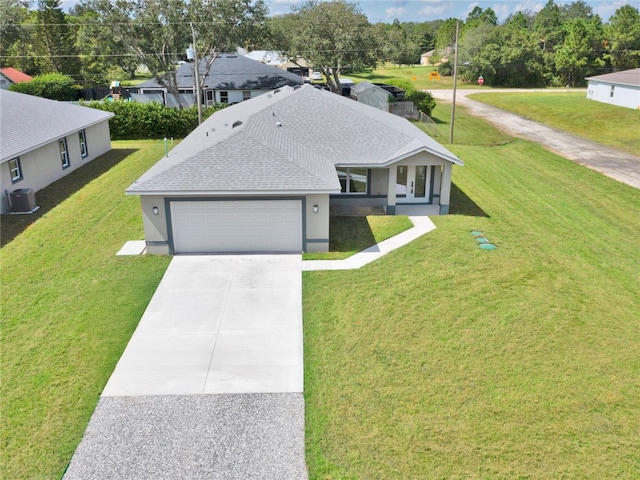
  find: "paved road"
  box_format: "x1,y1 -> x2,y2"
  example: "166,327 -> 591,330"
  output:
431,89 -> 640,189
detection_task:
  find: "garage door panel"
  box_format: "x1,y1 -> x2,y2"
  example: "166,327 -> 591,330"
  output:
171,200 -> 302,254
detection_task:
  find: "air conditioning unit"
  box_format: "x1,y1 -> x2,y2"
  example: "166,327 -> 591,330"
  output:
10,188 -> 37,213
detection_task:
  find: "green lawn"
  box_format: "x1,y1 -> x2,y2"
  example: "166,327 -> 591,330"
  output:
303,215 -> 413,260
3,103 -> 640,479
303,107 -> 640,478
348,64 -> 481,91
469,91 -> 640,157
1,141 -> 171,479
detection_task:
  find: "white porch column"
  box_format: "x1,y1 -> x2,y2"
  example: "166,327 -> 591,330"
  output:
439,163 -> 452,214
387,166 -> 397,214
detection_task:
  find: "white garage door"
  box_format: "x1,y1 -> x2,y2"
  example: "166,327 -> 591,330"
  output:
170,200 -> 303,254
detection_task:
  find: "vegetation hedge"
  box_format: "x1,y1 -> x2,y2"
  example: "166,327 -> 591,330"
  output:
9,73 -> 78,101
81,101 -> 223,139
384,78 -> 436,116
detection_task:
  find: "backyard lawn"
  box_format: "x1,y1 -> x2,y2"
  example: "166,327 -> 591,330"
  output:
469,91 -> 640,157
303,105 -> 640,478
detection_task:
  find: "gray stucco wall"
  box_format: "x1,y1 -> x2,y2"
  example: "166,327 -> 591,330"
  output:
1,120 -> 112,213
139,194 -> 330,254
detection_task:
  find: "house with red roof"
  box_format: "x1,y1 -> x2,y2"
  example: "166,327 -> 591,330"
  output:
0,67 -> 33,90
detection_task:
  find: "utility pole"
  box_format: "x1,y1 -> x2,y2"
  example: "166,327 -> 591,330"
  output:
449,19 -> 459,144
189,22 -> 203,126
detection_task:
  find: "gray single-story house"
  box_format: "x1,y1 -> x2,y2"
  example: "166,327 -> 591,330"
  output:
126,84 -> 463,255
0,90 -> 113,214
586,68 -> 640,110
134,53 -> 304,107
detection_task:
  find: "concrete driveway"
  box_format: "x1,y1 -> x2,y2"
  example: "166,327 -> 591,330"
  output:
103,254 -> 303,396
431,89 -> 640,190
64,255 -> 307,479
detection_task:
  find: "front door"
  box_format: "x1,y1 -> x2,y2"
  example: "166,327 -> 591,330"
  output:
396,165 -> 429,203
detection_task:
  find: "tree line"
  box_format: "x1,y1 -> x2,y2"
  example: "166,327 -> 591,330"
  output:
1,0 -> 639,91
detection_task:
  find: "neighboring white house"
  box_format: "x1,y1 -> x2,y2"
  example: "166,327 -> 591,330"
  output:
133,53 -> 304,107
586,68 -> 640,110
0,90 -> 114,214
126,85 -> 463,255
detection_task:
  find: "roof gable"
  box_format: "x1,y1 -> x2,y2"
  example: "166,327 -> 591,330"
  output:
0,90 -> 113,162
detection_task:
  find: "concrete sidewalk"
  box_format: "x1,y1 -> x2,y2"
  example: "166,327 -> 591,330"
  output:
431,89 -> 640,190
64,255 -> 307,480
303,215 -> 437,271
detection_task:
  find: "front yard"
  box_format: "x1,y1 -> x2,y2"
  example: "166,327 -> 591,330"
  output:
302,106 -> 640,478
2,103 -> 639,479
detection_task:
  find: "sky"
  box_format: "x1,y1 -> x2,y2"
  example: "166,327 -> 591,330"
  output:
60,0 -> 638,23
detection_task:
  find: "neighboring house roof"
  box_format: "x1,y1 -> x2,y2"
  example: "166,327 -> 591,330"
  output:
0,67 -> 33,84
586,68 -> 640,88
351,81 -> 385,95
136,54 -> 304,91
421,50 -> 435,58
244,50 -> 285,66
0,90 -> 114,162
127,85 -> 462,196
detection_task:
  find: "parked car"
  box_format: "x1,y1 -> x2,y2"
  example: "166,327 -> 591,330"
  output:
311,72 -> 323,81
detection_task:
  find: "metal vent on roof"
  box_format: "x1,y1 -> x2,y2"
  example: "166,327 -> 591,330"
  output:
232,121 -> 242,128
274,89 -> 281,94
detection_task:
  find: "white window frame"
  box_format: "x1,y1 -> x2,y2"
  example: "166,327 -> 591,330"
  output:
59,138 -> 70,169
219,91 -> 229,104
242,90 -> 251,101
9,157 -> 23,183
337,167 -> 368,195
78,130 -> 88,158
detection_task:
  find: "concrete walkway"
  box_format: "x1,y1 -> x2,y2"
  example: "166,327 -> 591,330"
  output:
431,89 -> 640,190
303,213 -> 437,271
64,255 -> 307,480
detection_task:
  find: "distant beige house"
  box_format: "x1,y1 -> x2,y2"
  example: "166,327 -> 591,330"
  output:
586,69 -> 640,110
0,90 -> 113,213
420,47 -> 452,66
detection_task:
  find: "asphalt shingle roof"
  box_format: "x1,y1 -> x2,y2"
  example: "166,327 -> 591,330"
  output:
586,68 -> 640,87
0,90 -> 113,162
136,54 -> 304,91
127,85 -> 462,195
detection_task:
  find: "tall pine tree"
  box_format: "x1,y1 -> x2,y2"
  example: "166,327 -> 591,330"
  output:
35,0 -> 80,77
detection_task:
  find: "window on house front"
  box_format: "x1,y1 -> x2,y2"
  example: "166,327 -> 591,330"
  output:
337,168 -> 368,194
9,157 -> 23,183
78,130 -> 88,158
242,90 -> 251,101
59,138 -> 70,169
220,91 -> 229,104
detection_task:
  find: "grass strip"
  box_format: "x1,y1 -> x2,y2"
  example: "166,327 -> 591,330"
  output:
469,91 -> 640,156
